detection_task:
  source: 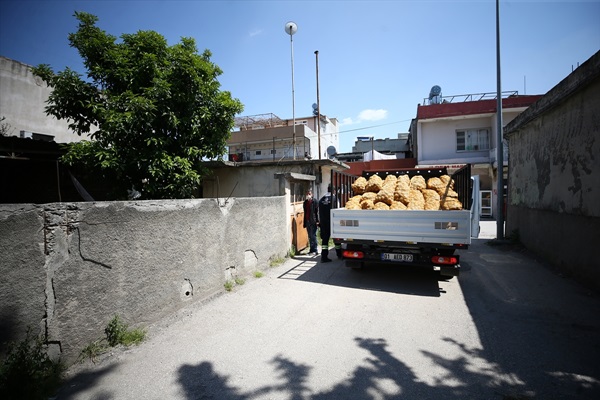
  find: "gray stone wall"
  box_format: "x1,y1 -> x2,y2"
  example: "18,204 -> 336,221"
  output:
505,51 -> 600,289
0,197 -> 288,364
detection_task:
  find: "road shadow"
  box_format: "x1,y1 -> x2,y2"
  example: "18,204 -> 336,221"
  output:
54,362 -> 119,399
279,255 -> 446,297
176,336 -> 538,399
457,238 -> 600,399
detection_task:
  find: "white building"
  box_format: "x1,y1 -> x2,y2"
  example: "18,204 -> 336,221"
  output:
410,90 -> 543,218
0,56 -> 89,143
228,113 -> 339,162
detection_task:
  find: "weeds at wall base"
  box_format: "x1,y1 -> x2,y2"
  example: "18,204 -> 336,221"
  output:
78,315 -> 147,364
0,329 -> 65,400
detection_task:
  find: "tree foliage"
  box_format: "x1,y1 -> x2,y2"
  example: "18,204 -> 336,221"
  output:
32,12 -> 243,199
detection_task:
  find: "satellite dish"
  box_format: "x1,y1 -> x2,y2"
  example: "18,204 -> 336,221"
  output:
326,146 -> 337,158
312,103 -> 318,110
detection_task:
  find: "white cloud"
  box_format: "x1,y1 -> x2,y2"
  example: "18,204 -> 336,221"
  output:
249,29 -> 263,37
340,109 -> 388,126
358,109 -> 388,121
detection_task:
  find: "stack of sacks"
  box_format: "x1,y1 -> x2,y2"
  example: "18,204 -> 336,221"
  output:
346,173 -> 463,210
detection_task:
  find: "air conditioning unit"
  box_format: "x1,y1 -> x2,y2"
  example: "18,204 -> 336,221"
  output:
20,130 -> 33,139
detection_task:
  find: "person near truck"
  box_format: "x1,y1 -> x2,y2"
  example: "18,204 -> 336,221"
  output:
303,189 -> 319,256
318,185 -> 335,263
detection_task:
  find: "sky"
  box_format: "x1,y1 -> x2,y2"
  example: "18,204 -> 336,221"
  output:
1,0 -> 599,153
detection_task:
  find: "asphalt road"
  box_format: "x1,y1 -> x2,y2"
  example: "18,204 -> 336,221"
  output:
55,221 -> 600,399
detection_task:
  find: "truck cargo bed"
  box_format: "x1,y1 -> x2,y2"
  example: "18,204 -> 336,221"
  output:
331,208 -> 472,245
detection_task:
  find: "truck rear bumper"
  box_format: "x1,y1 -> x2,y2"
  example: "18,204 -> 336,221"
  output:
338,240 -> 461,275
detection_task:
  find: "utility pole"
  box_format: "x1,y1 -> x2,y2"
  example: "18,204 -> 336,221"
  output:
496,0 -> 504,239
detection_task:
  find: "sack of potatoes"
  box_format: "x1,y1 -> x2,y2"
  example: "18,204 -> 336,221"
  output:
345,174 -> 463,211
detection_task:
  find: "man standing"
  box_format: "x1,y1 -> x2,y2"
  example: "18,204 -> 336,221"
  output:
318,185 -> 335,263
303,189 -> 319,256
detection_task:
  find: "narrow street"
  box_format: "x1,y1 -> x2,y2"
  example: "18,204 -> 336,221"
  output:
56,222 -> 600,400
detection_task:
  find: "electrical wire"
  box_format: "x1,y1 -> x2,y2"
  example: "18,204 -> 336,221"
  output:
337,119 -> 412,134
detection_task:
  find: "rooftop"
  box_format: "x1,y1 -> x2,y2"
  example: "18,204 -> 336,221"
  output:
417,91 -> 543,120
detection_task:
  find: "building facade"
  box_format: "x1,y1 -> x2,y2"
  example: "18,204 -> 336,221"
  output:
337,134 -> 411,163
411,91 -> 543,218
0,56 -> 89,143
228,113 -> 339,162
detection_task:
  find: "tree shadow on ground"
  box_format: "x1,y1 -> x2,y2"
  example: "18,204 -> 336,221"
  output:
176,336 -> 536,400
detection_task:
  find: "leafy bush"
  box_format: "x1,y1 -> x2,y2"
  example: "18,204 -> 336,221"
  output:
0,330 -> 64,400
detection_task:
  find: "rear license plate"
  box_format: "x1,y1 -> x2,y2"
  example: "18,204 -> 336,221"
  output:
381,253 -> 413,262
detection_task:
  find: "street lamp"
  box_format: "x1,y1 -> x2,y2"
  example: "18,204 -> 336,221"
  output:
285,21 -> 297,160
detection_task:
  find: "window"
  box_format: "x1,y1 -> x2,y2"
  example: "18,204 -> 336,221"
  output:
456,129 -> 490,151
255,150 -> 262,155
270,149 -> 276,155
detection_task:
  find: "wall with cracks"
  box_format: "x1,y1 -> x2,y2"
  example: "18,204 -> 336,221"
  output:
504,51 -> 600,290
0,196 -> 288,365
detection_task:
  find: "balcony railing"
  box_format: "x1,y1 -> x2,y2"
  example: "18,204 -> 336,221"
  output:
423,90 -> 519,106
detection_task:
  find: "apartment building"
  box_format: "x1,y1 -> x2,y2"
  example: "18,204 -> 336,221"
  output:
410,89 -> 542,218
228,112 -> 339,162
0,56 -> 90,143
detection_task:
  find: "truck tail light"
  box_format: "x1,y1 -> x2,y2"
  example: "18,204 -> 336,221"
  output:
343,250 -> 364,259
431,256 -> 458,265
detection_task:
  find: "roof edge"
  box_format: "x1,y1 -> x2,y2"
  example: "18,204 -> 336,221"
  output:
505,50 -> 600,136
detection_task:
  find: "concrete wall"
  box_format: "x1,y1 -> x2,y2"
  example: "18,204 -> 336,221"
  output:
506,51 -> 600,289
0,56 -> 91,143
0,197 -> 289,364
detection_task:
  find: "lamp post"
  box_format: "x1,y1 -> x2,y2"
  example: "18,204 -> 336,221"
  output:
285,21 -> 298,160
315,50 -> 321,160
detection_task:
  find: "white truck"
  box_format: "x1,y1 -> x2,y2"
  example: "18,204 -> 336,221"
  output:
330,164 -> 480,278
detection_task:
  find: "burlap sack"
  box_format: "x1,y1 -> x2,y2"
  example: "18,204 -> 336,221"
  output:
422,189 -> 441,210
410,175 -> 426,191
390,201 -> 408,210
361,199 -> 375,210
352,177 -> 367,195
394,178 -> 411,204
365,174 -> 384,193
407,189 -> 425,210
440,197 -> 463,210
375,188 -> 394,205
374,202 -> 390,210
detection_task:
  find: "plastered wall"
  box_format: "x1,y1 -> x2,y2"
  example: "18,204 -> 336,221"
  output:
0,197 -> 288,364
506,58 -> 600,288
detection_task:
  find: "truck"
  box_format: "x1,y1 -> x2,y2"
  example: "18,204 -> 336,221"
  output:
330,164 -> 480,278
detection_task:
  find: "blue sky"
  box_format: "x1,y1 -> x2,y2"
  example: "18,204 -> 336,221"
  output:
1,0 -> 598,153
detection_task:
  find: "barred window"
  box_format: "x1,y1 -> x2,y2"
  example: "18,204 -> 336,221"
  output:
456,129 -> 490,151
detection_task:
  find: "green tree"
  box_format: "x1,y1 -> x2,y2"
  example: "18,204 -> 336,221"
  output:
32,12 -> 243,199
